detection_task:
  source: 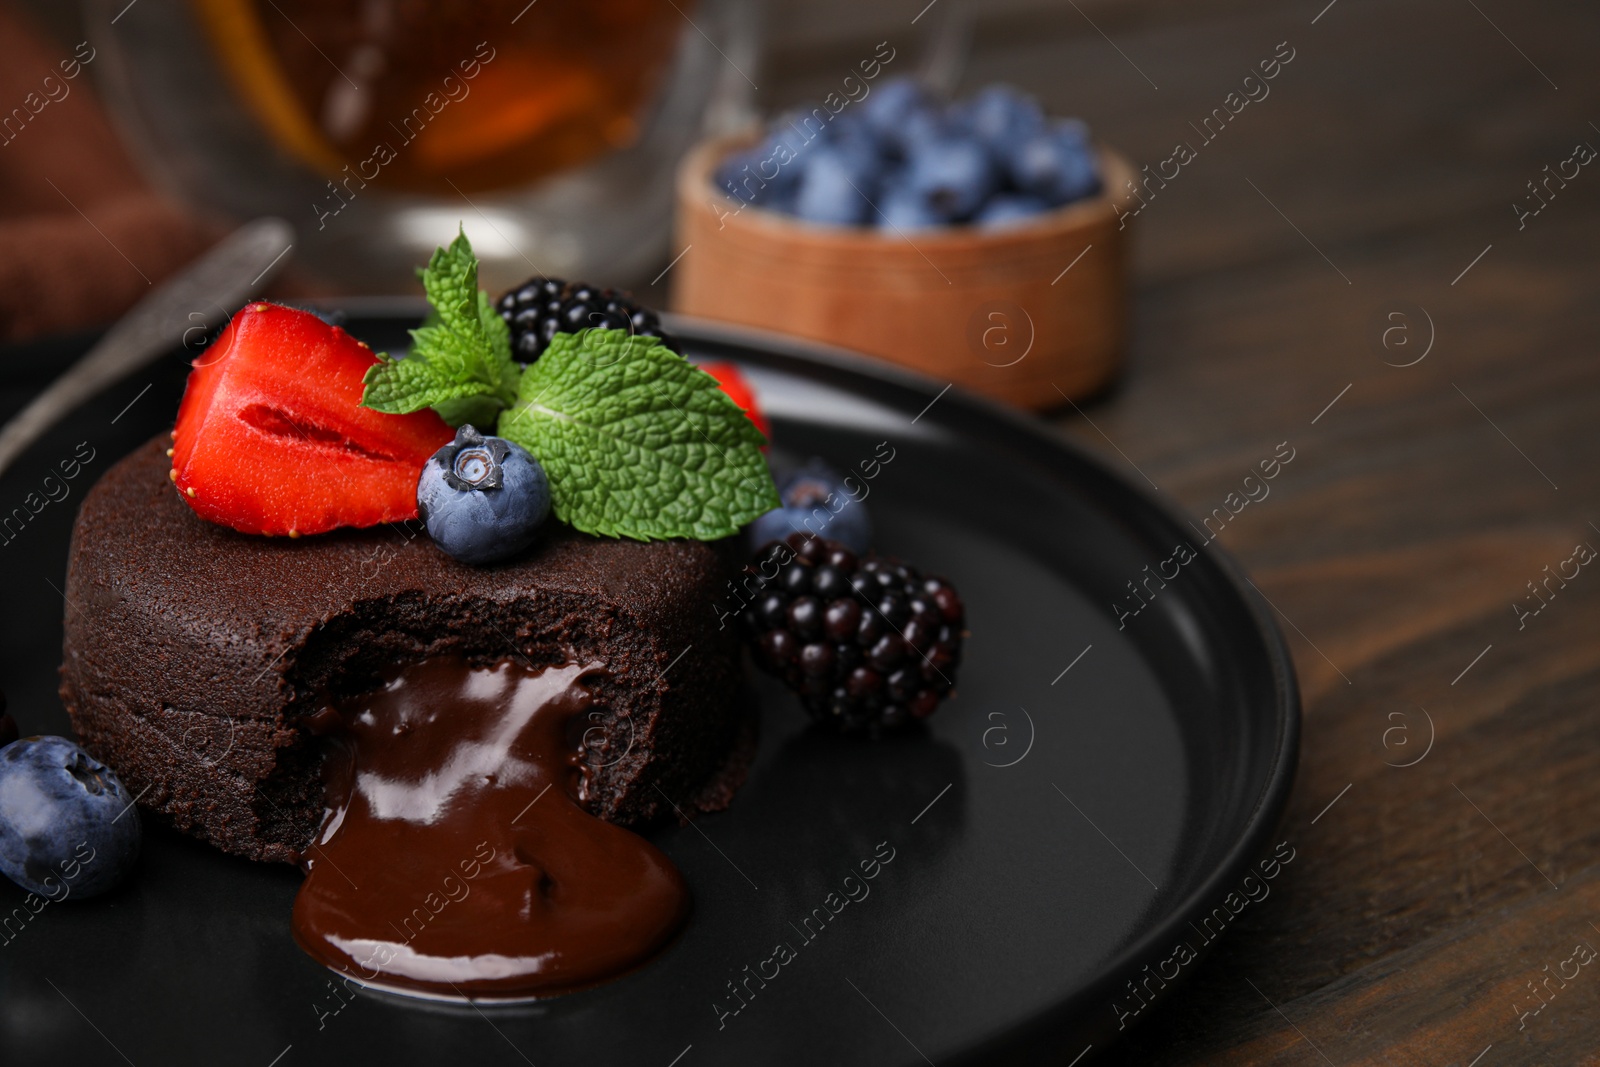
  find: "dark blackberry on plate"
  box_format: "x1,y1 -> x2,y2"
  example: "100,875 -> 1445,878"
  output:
741,533 -> 965,733
496,276 -> 681,363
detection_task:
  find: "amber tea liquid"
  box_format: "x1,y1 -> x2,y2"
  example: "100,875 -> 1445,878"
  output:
193,0 -> 686,194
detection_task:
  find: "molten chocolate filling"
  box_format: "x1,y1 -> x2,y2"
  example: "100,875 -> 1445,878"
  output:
291,656 -> 689,999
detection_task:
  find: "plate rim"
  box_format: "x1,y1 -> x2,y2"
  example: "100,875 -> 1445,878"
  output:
321,303 -> 1302,1060
14,302 -> 1300,1062
659,312 -> 1303,1060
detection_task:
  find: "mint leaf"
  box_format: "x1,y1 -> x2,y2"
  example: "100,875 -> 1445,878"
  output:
499,330 -> 779,541
359,229 -> 774,543
361,229 -> 520,423
431,394 -> 507,430
359,350 -> 487,411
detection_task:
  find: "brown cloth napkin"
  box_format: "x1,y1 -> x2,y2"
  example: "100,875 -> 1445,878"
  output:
0,5 -> 220,344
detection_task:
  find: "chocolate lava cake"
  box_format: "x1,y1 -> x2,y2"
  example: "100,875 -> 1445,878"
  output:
59,436 -> 748,865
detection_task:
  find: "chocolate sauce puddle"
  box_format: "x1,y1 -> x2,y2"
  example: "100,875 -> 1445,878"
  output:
291,656 -> 688,1000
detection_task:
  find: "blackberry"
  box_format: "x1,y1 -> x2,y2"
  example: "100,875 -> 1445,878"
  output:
496,277 -> 680,364
740,533 -> 965,733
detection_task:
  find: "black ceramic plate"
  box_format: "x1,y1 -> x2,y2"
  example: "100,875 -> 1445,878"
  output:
0,304 -> 1297,1067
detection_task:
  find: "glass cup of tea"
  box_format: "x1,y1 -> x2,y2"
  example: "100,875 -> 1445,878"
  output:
88,0 -> 760,292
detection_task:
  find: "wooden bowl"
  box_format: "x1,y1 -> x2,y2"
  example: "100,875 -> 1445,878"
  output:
671,134 -> 1134,410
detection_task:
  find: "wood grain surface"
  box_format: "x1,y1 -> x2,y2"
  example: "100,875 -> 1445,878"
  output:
764,0 -> 1600,1062
7,0 -> 1591,1060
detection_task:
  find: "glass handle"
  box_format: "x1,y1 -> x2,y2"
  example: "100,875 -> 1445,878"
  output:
701,0 -> 766,137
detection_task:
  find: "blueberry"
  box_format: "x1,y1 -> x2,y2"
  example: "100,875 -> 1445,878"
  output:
714,149 -> 768,206
904,136 -> 999,221
860,77 -> 936,143
975,193 -> 1052,229
716,129 -> 808,211
747,458 -> 872,553
756,130 -> 809,186
823,107 -> 875,146
771,108 -> 829,149
793,146 -> 879,226
417,424 -> 550,566
760,185 -> 801,216
861,80 -> 959,162
770,108 -> 860,173
877,177 -> 943,231
954,84 -> 1045,153
0,736 -> 141,898
883,104 -> 957,162
717,151 -> 799,215
1007,118 -> 1101,205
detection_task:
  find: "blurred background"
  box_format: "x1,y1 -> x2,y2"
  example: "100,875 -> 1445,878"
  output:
2,0 -> 1096,338
5,1 -> 1600,1063
9,0 -> 1586,410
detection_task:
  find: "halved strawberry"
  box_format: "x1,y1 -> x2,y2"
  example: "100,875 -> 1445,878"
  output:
699,360 -> 770,443
172,303 -> 454,536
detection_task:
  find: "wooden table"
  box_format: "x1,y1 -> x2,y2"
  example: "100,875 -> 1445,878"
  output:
11,0 -> 1589,1059
770,0 -> 1600,1062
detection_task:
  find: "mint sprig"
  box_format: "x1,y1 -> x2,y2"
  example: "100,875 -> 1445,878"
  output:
359,230 -> 778,542
361,229 -> 520,425
499,330 -> 779,541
